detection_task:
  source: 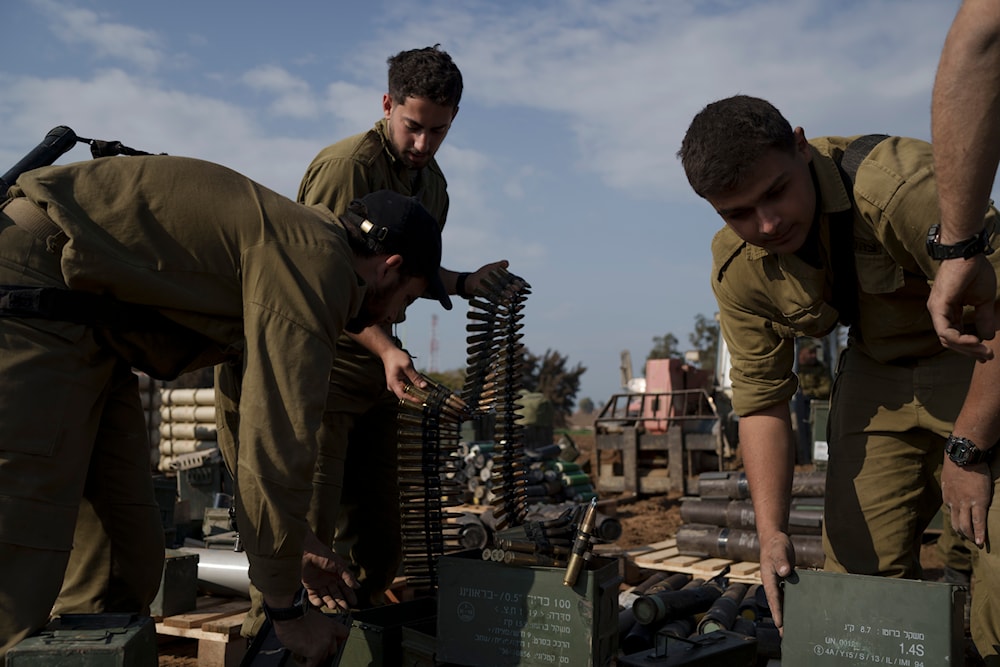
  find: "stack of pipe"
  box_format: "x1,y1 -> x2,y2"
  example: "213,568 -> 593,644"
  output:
462,268 -> 531,531
157,388 -> 219,473
135,371 -> 162,469
397,376 -> 471,590
674,470 -> 826,569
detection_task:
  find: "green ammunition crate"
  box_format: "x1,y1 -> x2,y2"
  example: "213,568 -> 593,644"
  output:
338,597 -> 437,667
149,549 -> 198,618
783,570 -> 966,665
151,474 -> 177,546
6,614 -> 157,667
811,400 -> 830,469
400,622 -> 437,667
436,550 -> 619,666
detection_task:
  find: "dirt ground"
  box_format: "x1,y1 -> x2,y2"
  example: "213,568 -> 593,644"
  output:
156,429 -> 951,666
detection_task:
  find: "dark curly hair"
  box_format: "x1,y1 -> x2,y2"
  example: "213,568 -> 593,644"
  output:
678,95 -> 796,198
387,44 -> 463,109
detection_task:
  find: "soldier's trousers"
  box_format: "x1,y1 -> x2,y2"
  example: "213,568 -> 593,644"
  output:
0,218 -> 164,656
823,345 -> 1000,660
240,359 -> 400,637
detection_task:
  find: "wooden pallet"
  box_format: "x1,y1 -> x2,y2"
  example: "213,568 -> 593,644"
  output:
155,596 -> 250,667
618,538 -> 762,585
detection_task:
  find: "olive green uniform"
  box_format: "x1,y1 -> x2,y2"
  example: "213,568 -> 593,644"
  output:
712,136 -> 1000,657
0,156 -> 363,654
229,119 -> 450,634
301,119 -> 448,597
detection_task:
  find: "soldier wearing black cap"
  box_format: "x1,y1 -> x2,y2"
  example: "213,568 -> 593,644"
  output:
0,155 -> 449,665
229,46 -> 510,639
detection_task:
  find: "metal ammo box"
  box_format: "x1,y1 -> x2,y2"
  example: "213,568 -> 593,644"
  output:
337,597 -> 437,667
149,548 -> 199,617
782,569 -> 966,665
436,549 -> 619,666
6,613 -> 157,667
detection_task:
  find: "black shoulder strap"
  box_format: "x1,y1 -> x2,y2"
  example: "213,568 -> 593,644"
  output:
841,134 -> 890,181
830,134 -> 890,327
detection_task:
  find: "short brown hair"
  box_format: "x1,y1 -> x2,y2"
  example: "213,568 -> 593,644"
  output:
678,95 -> 796,198
387,45 -> 463,109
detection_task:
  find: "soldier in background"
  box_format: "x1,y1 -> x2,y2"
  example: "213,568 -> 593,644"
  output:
793,339 -> 831,465
231,45 -> 509,637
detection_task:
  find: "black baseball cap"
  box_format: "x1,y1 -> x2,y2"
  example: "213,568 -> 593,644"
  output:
351,190 -> 452,310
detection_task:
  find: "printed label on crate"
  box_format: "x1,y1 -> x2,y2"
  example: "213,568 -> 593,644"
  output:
451,586 -> 579,662
783,570 -> 964,666
437,553 -> 615,667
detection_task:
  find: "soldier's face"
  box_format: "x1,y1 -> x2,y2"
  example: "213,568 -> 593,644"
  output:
383,94 -> 457,170
346,273 -> 429,333
705,129 -> 817,255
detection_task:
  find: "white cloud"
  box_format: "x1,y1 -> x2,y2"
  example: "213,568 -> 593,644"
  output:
241,65 -> 319,119
386,0 -> 952,201
31,0 -> 166,71
320,82 -> 385,135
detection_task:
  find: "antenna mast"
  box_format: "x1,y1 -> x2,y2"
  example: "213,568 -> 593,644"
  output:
429,314 -> 439,373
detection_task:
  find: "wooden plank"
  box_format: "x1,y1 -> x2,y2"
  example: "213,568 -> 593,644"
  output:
728,561 -> 761,583
201,612 -> 251,635
621,540 -> 765,585
633,544 -> 680,564
161,600 -> 251,629
198,636 -> 245,667
625,538 -> 676,558
691,557 -> 733,577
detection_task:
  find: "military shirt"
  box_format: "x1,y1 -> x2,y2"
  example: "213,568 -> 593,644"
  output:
11,155 -> 365,595
712,136 -> 1000,416
298,118 -> 449,387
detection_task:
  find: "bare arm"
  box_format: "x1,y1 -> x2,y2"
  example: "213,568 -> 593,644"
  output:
942,305 -> 1000,547
929,0 -> 1000,353
346,326 -> 424,401
739,402 -> 796,631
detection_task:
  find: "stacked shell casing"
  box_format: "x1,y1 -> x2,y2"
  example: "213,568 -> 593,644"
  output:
397,377 -> 470,590
462,268 -> 531,531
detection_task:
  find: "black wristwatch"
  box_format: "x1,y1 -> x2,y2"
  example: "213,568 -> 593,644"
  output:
945,435 -> 992,467
263,587 -> 309,622
926,224 -> 994,260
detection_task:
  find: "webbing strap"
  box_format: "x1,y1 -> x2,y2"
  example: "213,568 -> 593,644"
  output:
2,198 -> 66,252
829,134 -> 891,327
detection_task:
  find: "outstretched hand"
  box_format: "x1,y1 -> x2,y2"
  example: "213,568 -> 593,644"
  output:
928,256 -> 997,361
758,531 -> 796,633
272,611 -> 349,667
382,345 -> 424,402
942,458 -> 992,549
464,260 -> 510,297
301,530 -> 359,611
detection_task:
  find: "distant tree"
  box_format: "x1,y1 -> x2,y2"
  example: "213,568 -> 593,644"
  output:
520,348 -> 586,428
689,313 -> 720,372
578,397 -> 595,414
648,332 -> 680,360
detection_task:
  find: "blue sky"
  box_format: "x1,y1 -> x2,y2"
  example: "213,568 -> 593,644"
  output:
0,0 -> 964,406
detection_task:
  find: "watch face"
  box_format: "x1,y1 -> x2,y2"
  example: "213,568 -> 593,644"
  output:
947,437 -> 980,465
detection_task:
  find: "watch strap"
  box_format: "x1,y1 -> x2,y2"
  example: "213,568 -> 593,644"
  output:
263,587 -> 308,622
926,224 -> 994,260
945,435 -> 992,466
